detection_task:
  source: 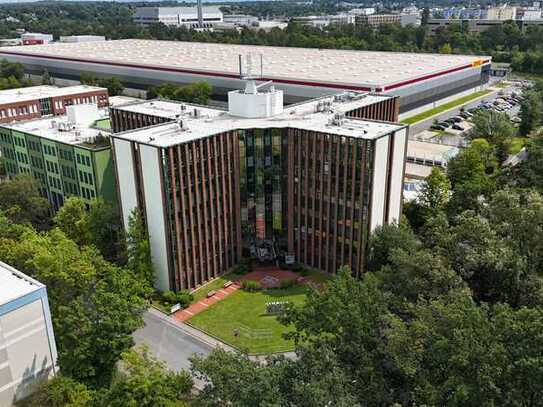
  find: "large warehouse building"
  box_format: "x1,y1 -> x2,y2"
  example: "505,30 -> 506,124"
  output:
0,39 -> 491,112
111,87 -> 407,291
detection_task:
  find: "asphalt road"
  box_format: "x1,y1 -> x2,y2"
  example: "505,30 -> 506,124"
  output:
133,309 -> 214,374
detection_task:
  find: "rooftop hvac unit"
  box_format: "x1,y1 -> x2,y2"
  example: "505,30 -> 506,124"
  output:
193,109 -> 201,118
50,120 -> 57,129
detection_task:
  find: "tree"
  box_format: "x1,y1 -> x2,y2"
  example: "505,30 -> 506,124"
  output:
147,81 -> 213,105
367,223 -> 421,272
88,198 -> 122,262
1,59 -> 25,80
0,174 -> 50,229
42,68 -> 53,85
98,77 -> 124,96
126,208 -> 154,288
439,43 -> 452,54
53,197 -> 91,246
97,346 -> 193,407
471,110 -> 516,160
418,166 -> 451,215
520,90 -> 543,136
19,376 -> 93,407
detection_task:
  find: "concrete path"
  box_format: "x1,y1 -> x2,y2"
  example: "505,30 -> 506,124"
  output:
172,283 -> 240,322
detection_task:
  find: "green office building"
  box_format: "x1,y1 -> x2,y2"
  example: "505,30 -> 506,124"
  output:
0,104 -> 116,211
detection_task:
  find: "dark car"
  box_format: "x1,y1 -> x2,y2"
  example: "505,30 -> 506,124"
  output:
451,116 -> 463,123
431,124 -> 447,131
437,121 -> 450,128
452,124 -> 464,131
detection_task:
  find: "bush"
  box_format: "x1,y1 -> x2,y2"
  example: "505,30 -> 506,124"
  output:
233,264 -> 250,275
280,279 -> 297,289
241,280 -> 261,292
161,290 -> 193,308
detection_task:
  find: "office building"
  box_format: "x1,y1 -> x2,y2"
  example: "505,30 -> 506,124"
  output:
59,35 -> 106,43
355,13 -> 419,27
0,39 -> 491,113
0,104 -> 116,212
110,88 -> 407,291
133,7 -> 223,28
0,85 -> 109,124
19,33 -> 53,46
485,5 -> 517,20
0,261 -> 57,407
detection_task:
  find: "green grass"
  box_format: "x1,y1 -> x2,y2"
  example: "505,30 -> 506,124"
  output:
191,272 -> 237,302
494,82 -> 510,89
401,89 -> 493,125
94,118 -> 111,130
188,286 -> 309,354
509,137 -> 527,154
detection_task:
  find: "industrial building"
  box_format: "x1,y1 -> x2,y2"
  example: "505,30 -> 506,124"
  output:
110,85 -> 407,291
0,39 -> 491,112
0,85 -> 109,124
133,6 -> 223,28
0,104 -> 117,212
355,13 -> 419,27
0,261 -> 57,407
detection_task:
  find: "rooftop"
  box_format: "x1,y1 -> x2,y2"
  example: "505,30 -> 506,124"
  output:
2,106 -> 111,148
0,39 -> 490,91
0,261 -> 43,306
0,85 -> 107,105
113,93 -> 405,148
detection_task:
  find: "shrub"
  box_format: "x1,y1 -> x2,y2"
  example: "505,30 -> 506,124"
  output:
280,279 -> 297,289
233,264 -> 249,275
241,280 -> 261,292
300,268 -> 310,277
162,290 -> 177,304
161,290 -> 193,308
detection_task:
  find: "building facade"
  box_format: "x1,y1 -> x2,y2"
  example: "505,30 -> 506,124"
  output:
0,261 -> 57,407
111,92 -> 407,291
355,13 -> 419,27
133,7 -> 223,28
0,104 -> 116,212
0,85 -> 109,124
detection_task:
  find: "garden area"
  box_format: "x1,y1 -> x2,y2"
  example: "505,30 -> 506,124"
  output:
187,283 -> 309,354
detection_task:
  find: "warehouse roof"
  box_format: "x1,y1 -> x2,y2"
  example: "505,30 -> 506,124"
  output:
113,93 -> 405,148
0,39 -> 490,91
0,85 -> 106,105
0,261 -> 42,306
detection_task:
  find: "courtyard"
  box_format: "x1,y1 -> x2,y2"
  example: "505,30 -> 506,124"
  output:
185,267 -> 329,354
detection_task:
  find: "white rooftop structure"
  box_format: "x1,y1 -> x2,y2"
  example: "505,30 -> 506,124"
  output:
0,261 -> 42,306
0,39 -> 490,91
114,92 -> 405,148
3,104 -> 110,146
59,35 -> 106,43
0,85 -> 106,105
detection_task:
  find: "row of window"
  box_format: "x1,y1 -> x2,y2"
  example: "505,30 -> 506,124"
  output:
76,153 -> 91,167
79,170 -> 94,185
81,186 -> 96,200
0,104 -> 38,119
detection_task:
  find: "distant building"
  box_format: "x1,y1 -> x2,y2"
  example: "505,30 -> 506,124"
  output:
59,35 -> 106,43
20,33 -> 53,45
0,261 -> 57,407
355,13 -> 419,27
0,85 -> 109,124
517,7 -> 542,20
133,6 -> 223,28
293,14 -> 354,27
223,14 -> 258,26
485,5 -> 517,20
348,7 -> 376,16
427,18 -> 543,33
0,104 -> 117,212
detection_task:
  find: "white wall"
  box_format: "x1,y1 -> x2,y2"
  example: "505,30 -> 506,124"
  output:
370,136 -> 389,231
139,144 -> 170,292
112,138 -> 138,231
387,128 -> 407,224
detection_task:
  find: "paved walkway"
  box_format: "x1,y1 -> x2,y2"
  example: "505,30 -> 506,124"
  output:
173,283 -> 240,322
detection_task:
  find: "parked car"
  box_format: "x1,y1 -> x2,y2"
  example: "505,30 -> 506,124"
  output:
452,124 -> 465,131
451,116 -> 463,123
437,121 -> 450,128
431,124 -> 447,131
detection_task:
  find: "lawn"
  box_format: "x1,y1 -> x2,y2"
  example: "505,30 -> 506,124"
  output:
94,118 -> 111,130
509,137 -> 527,154
188,285 -> 309,354
191,272 -> 238,302
402,89 -> 493,125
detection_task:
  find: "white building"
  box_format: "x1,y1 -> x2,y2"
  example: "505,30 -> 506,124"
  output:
0,262 -> 57,407
59,35 -> 106,43
20,33 -> 53,45
223,14 -> 259,26
347,7 -> 375,15
485,6 -> 517,20
133,6 -> 223,28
